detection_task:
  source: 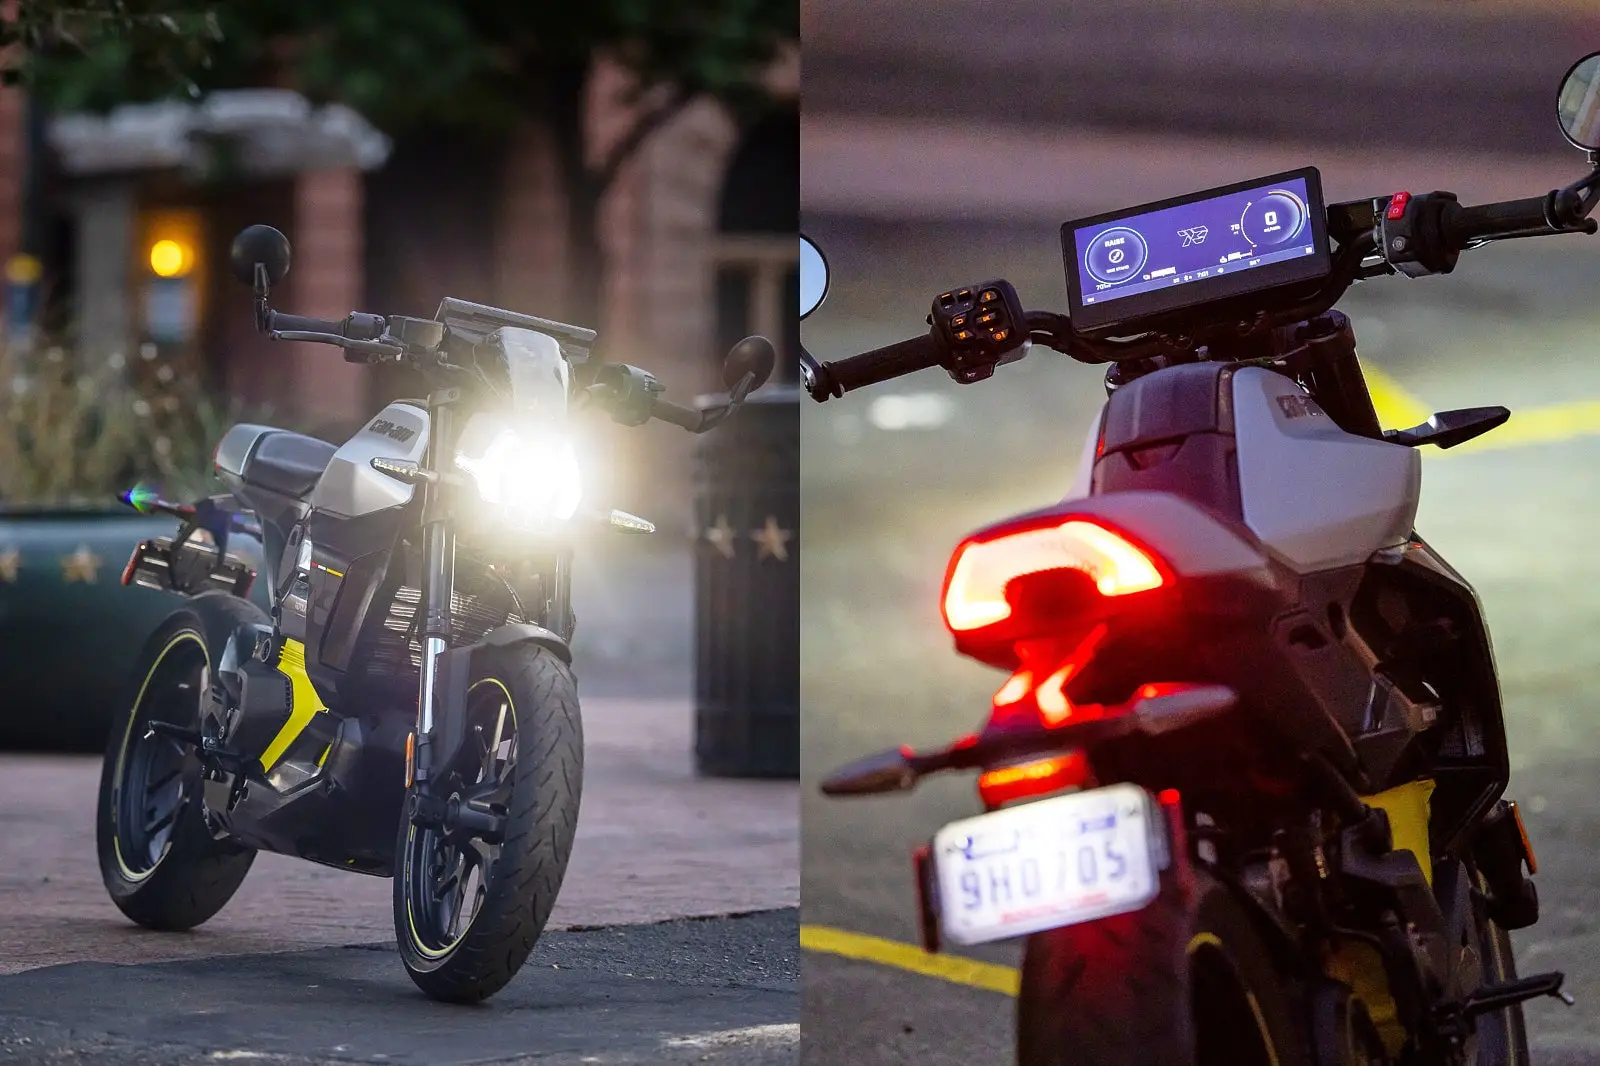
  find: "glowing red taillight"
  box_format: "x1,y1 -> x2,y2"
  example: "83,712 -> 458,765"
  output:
941,517 -> 1167,634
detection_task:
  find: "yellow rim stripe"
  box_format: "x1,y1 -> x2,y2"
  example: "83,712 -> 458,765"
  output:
799,924 -> 1020,996
112,630 -> 206,883
404,677 -> 516,961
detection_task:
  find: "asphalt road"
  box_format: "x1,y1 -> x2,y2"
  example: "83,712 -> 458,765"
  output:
0,910 -> 798,1066
801,0 -> 1599,157
798,208 -> 1600,1063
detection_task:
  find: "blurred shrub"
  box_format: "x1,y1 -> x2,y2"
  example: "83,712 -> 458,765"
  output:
0,338 -> 280,509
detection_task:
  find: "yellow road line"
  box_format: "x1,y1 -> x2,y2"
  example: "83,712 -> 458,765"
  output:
1361,364 -> 1600,456
1362,364 -> 1434,432
1448,399 -> 1600,455
800,923 -> 1020,996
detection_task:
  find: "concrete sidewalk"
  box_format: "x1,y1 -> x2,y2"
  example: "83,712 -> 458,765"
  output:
0,695 -> 796,975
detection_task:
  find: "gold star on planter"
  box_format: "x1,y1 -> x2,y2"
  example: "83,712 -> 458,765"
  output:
0,547 -> 18,583
61,544 -> 102,584
705,514 -> 737,559
751,516 -> 793,563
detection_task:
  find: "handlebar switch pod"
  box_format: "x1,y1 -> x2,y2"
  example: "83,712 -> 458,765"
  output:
387,315 -> 444,350
929,280 -> 1029,384
589,363 -> 665,427
1378,190 -> 1462,278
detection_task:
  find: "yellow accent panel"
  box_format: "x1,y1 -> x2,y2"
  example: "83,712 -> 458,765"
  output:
260,638 -> 328,770
1362,778 -> 1436,885
1327,939 -> 1405,1057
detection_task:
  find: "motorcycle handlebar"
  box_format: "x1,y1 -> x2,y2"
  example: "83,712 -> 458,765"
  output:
808,331 -> 944,399
651,396 -> 703,431
266,310 -> 388,342
1442,195 -> 1554,247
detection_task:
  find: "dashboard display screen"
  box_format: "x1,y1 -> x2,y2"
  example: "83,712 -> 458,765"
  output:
1062,167 -> 1331,332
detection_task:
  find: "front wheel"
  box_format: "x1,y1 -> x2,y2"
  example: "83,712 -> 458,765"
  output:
394,644 -> 583,1002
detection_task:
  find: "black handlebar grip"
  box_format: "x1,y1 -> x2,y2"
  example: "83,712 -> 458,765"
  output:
821,332 -> 944,396
269,311 -> 348,336
1443,196 -> 1551,246
651,397 -> 703,431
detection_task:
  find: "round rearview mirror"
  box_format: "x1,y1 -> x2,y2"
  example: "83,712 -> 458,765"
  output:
722,335 -> 777,392
799,233 -> 829,320
229,224 -> 292,287
1558,52 -> 1600,150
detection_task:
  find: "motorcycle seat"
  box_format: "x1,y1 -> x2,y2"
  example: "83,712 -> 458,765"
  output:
240,429 -> 339,498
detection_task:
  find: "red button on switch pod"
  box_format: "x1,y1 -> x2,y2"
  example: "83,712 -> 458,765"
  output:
1386,191 -> 1411,221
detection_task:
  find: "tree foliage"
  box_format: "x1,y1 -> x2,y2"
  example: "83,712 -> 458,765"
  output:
15,0 -> 795,326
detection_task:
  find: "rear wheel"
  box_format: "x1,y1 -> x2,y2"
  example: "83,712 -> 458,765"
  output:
95,595 -> 261,930
1471,866 -> 1530,1066
394,644 -> 583,1003
1017,869 -> 1311,1066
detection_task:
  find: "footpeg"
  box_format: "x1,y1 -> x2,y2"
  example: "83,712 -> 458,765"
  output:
145,721 -> 203,747
1463,972 -> 1573,1017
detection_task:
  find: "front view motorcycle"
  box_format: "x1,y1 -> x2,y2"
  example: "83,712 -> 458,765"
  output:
96,223 -> 775,1004
798,52 -> 1600,1066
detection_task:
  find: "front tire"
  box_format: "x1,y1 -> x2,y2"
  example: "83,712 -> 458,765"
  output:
1017,868 -> 1311,1066
394,644 -> 583,1003
95,595 -> 261,930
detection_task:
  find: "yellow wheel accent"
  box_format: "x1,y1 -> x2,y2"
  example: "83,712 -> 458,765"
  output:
111,631 -> 207,883
404,677 -> 518,961
1186,932 -> 1282,1066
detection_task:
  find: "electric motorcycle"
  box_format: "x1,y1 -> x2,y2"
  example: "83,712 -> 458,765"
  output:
797,50 -> 1600,1066
99,223 -> 775,1003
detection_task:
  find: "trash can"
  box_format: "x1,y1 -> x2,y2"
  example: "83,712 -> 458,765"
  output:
693,386 -> 799,778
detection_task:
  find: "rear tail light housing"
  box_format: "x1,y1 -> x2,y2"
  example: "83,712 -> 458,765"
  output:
941,513 -> 1171,661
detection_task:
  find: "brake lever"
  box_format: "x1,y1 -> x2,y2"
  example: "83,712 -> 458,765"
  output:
269,330 -> 405,360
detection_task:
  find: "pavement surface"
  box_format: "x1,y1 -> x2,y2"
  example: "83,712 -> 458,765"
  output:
801,0 -> 1600,157
0,690 -> 798,1062
799,116 -> 1600,1063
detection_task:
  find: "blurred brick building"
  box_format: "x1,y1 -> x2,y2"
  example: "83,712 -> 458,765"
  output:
0,50 -> 797,527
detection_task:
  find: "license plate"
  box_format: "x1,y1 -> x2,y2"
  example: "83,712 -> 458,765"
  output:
931,783 -> 1166,946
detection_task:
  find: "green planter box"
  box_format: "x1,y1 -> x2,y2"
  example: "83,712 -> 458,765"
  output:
0,508 -> 268,751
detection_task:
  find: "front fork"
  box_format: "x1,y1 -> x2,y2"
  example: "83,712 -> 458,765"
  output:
409,393 -> 458,805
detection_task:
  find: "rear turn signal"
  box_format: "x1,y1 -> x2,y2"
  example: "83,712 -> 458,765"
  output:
942,518 -> 1166,632
978,752 -> 1090,808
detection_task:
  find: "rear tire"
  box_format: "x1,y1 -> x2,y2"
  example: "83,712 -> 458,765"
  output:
1472,866 -> 1530,1066
95,594 -> 261,930
394,644 -> 583,1003
1017,868 -> 1311,1066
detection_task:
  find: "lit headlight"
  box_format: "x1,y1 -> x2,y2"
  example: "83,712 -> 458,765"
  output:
456,429 -> 582,523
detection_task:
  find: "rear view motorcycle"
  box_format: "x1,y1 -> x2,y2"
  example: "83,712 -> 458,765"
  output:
98,223 -> 775,1002
798,53 -> 1600,1066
